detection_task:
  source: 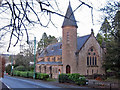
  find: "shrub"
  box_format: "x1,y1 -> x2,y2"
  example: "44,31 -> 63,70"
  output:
76,77 -> 86,85
14,65 -> 26,71
58,73 -> 68,83
36,73 -> 49,80
59,73 -> 87,85
13,70 -> 21,76
68,73 -> 81,83
5,64 -> 11,75
28,72 -> 34,78
20,71 -> 28,78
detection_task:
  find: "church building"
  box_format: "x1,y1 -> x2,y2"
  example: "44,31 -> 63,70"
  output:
36,3 -> 105,78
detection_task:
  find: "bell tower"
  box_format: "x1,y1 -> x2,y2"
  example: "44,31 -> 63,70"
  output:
62,2 -> 78,73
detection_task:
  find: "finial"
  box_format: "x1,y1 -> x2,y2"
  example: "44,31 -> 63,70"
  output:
91,28 -> 93,34
69,0 -> 71,5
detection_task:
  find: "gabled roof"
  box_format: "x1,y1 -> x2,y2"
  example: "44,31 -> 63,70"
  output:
77,34 -> 90,50
62,2 -> 78,28
39,42 -> 62,58
38,34 -> 90,58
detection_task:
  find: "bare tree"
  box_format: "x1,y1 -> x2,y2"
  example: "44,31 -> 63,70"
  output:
0,0 -> 93,52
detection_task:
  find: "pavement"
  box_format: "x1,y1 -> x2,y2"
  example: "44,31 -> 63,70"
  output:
0,78 -> 10,90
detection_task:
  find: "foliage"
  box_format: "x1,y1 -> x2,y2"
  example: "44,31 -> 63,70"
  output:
12,70 -> 21,76
12,53 -> 34,70
27,66 -> 34,72
100,0 -> 120,21
5,64 -> 11,75
37,32 -> 58,52
67,73 -> 86,85
99,17 -> 112,41
67,73 -> 81,82
19,72 -> 28,78
76,77 -> 86,85
100,1 -> 120,78
27,71 -> 34,78
96,33 -> 103,46
12,70 -> 49,80
58,73 -> 87,85
36,73 -> 49,80
14,65 -> 26,71
58,73 -> 68,83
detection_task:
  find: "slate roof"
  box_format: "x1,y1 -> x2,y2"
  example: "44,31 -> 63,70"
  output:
39,42 -> 62,58
77,34 -> 90,50
37,61 -> 62,65
38,34 -> 90,58
62,2 -> 78,28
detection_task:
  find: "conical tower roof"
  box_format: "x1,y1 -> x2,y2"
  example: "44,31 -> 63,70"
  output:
62,3 -> 78,28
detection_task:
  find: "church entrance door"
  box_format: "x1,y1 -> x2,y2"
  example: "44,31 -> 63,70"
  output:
66,65 -> 71,73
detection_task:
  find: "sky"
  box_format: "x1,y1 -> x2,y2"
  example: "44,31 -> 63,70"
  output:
0,0 -> 108,55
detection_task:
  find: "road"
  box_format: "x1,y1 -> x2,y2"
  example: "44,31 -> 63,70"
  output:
1,75 -> 60,89
1,75 -> 100,90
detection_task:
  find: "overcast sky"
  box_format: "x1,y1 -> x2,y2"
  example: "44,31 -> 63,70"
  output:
0,0 -> 108,54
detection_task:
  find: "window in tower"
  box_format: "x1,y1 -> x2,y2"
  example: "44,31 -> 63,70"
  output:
67,32 -> 69,43
60,44 -> 62,49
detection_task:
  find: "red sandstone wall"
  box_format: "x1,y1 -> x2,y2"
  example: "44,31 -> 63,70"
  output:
0,56 -> 5,78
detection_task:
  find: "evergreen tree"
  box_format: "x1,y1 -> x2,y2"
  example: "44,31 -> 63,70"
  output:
96,33 -> 103,46
103,11 -> 120,78
100,1 -> 120,78
99,17 -> 111,41
37,32 -> 58,53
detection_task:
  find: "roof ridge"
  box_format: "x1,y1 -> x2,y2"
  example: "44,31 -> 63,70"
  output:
77,34 -> 90,38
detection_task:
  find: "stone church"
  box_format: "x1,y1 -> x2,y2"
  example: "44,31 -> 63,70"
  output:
36,3 -> 105,78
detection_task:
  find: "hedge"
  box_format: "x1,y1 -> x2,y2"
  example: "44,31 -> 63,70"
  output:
12,70 -> 49,80
28,72 -> 34,78
58,73 -> 68,83
13,70 -> 21,76
59,73 -> 87,85
36,73 -> 49,80
20,72 -> 28,78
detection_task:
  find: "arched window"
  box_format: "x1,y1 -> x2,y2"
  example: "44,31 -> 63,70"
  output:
49,66 -> 52,78
93,57 -> 94,65
87,69 -> 89,75
47,57 -> 50,62
52,57 -> 56,62
95,57 -> 97,65
90,57 -> 91,65
66,65 -> 71,73
87,47 -> 98,66
60,44 -> 62,49
87,57 -> 89,65
67,32 -> 69,43
39,66 -> 41,73
44,66 -> 46,73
